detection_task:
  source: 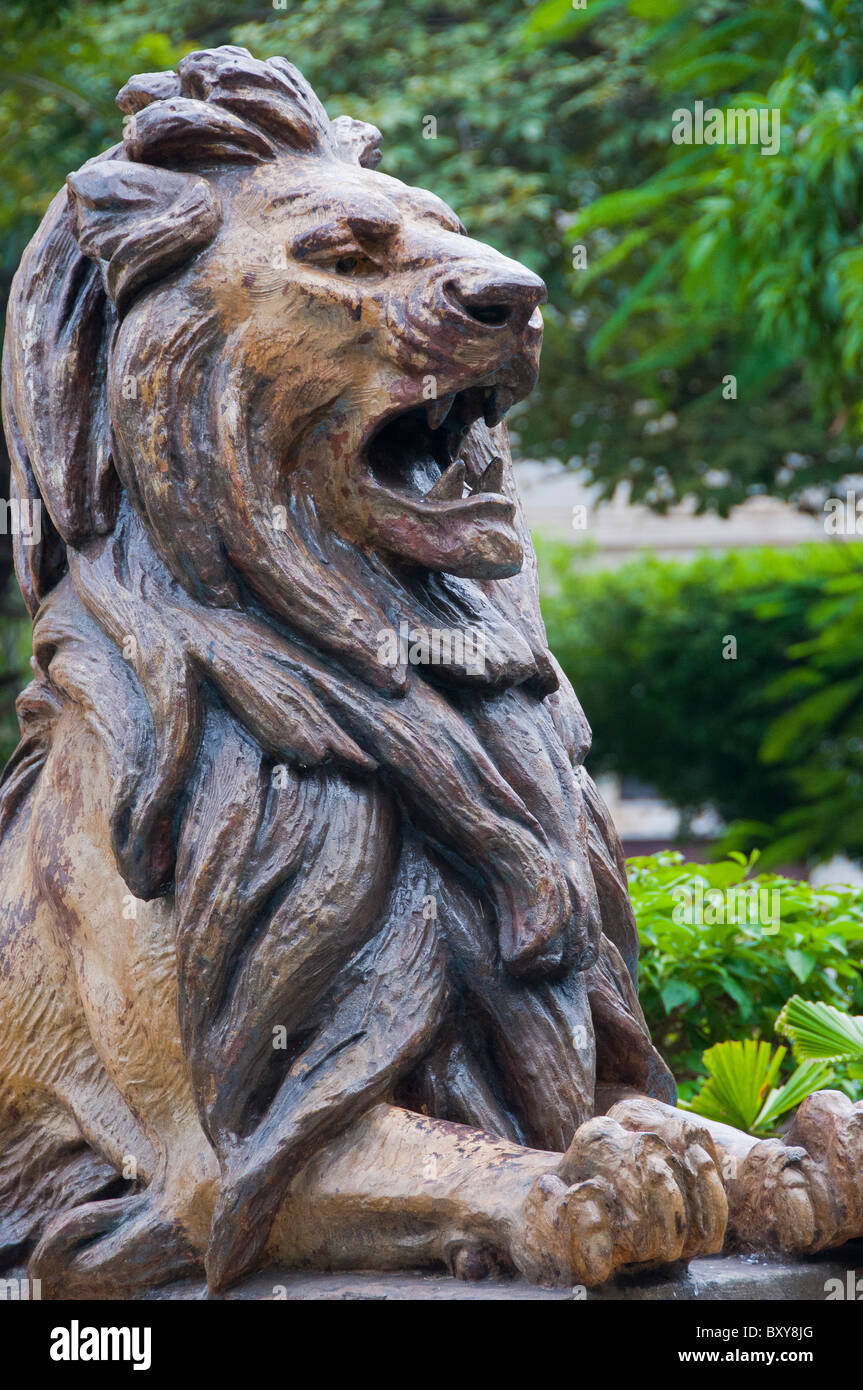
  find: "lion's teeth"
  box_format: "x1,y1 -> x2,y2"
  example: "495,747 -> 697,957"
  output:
426,459 -> 466,501
478,455 -> 505,494
483,390 -> 505,428
426,394 -> 455,430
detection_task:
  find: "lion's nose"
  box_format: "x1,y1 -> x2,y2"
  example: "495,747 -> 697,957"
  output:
444,269 -> 547,334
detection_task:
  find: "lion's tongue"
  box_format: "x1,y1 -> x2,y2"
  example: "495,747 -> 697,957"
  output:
403,443 -> 442,497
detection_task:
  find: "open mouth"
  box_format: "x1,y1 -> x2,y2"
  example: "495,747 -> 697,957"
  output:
366,384 -> 512,506
345,379 -> 526,579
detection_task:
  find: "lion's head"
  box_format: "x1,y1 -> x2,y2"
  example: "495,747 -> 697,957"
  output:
104,89 -> 546,586
5,46 -> 547,689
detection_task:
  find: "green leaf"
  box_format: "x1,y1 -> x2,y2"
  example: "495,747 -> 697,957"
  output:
760,681 -> 862,764
784,949 -> 816,984
756,1060 -> 836,1130
684,1039 -> 787,1132
661,979 -> 699,1012
522,0 -> 624,41
776,996 -> 863,1062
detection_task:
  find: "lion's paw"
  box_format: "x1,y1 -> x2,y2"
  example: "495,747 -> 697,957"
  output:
28,1190 -> 201,1298
512,1110 -> 727,1287
728,1090 -> 863,1254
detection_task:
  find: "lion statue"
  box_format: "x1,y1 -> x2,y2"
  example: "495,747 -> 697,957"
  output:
1,47 -> 861,1298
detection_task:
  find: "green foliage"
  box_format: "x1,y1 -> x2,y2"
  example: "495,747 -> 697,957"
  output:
526,0 -> 863,513
748,563 -> 863,865
682,1038 -> 833,1135
777,994 -> 863,1062
628,851 -> 863,1090
538,537 -> 863,861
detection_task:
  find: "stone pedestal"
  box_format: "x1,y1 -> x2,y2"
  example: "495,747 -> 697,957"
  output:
124,1244 -> 862,1300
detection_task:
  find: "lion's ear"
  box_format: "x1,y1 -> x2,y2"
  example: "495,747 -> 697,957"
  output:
66,159 -> 220,314
115,69 -> 182,114
329,116 -> 383,169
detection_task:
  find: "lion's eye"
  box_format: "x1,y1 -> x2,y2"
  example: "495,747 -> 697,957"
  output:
333,252 -> 377,276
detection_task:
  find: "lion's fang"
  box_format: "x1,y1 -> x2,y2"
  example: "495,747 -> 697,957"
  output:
426,459 -> 466,501
483,391 -> 506,428
426,394 -> 455,430
478,456 -> 505,494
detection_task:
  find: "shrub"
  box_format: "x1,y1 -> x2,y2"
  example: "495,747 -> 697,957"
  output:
753,561 -> 863,865
628,851 -> 863,1097
538,537 -> 863,861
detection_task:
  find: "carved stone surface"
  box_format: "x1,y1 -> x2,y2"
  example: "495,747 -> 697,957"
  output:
1,46 -> 861,1299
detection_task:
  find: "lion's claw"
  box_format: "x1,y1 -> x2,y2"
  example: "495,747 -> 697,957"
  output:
513,1110 -> 726,1287
787,1090 -> 863,1240
727,1090 -> 863,1254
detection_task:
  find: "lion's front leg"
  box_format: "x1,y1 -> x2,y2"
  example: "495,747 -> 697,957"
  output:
607,1091 -> 863,1258
270,1100 -> 727,1288
271,1103 -> 557,1281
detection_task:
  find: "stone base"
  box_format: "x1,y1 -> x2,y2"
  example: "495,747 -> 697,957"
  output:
130,1244 -> 862,1300
9,1242 -> 859,1300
